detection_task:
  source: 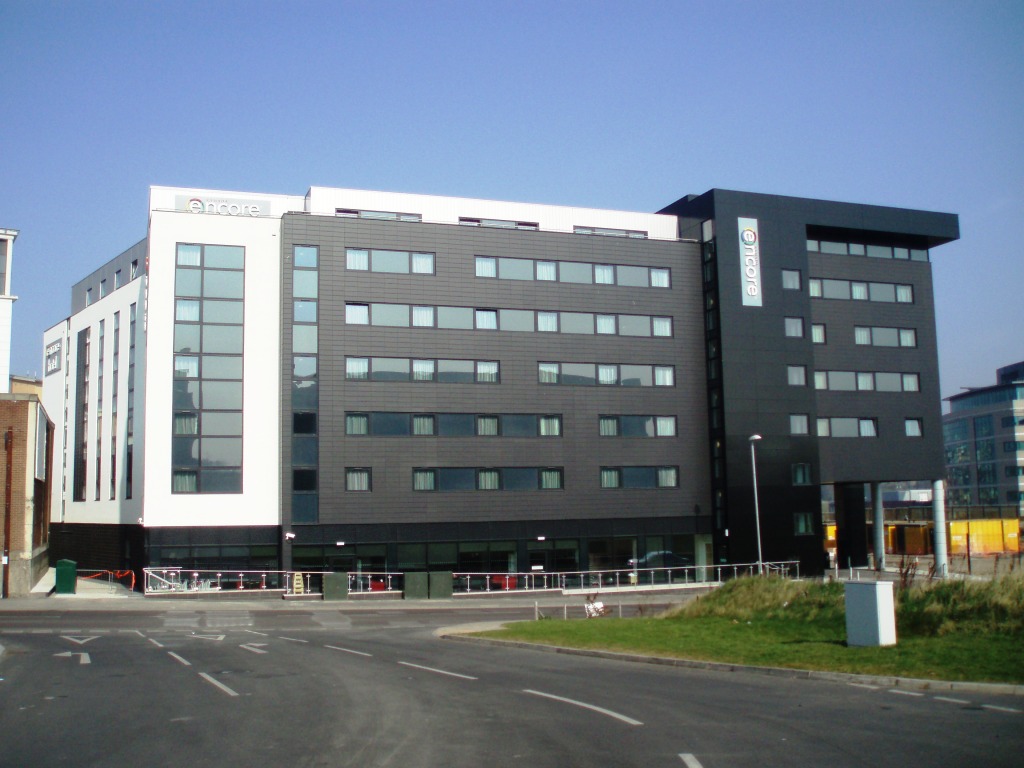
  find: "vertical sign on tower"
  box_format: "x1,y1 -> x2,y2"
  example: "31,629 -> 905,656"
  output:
737,217 -> 762,307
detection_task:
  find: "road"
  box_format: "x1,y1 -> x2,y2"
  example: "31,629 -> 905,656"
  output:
0,601 -> 1021,767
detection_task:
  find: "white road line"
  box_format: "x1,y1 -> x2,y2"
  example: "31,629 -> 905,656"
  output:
127,630 -> 146,637
148,638 -> 165,648
679,754 -> 704,768
523,689 -> 643,726
199,672 -> 239,697
848,683 -> 880,690
982,704 -> 1022,714
398,661 -> 478,681
240,644 -> 268,654
278,636 -> 308,643
934,696 -> 970,705
888,689 -> 924,697
242,630 -> 269,636
325,645 -> 372,657
168,652 -> 191,666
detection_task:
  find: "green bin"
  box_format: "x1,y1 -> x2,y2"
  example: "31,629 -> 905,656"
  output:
429,571 -> 453,599
55,559 -> 77,595
404,571 -> 429,600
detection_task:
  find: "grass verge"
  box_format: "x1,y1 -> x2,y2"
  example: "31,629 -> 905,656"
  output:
479,575 -> 1024,684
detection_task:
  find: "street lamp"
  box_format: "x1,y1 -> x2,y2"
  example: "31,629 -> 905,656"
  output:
749,434 -> 764,576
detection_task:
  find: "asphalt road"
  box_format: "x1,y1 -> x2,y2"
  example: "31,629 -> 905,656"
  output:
0,601 -> 1021,767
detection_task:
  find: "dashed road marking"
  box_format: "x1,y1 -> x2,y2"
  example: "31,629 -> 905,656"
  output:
934,696 -> 970,705
240,644 -> 268,655
398,661 -> 478,681
325,645 -> 372,657
523,689 -> 642,726
168,652 -> 191,666
148,638 -> 165,648
199,672 -> 239,697
888,689 -> 924,697
279,636 -> 308,643
242,630 -> 269,636
982,704 -> 1022,714
679,754 -> 704,768
848,683 -> 879,690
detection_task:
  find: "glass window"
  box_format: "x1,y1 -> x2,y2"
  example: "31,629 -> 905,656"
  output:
475,256 -> 497,278
595,315 -> 617,335
200,437 -> 242,467
794,512 -> 815,535
854,327 -> 872,345
905,419 -> 923,437
599,416 -> 619,436
817,418 -> 830,437
437,306 -> 474,329
594,264 -> 615,285
820,241 -> 847,255
411,252 -> 434,274
173,412 -> 199,435
536,261 -> 557,281
291,356 -> 313,380
857,372 -> 875,391
346,357 -> 369,380
175,269 -> 202,297
893,247 -> 910,260
559,262 -> 592,284
808,279 -> 822,298
476,361 -> 499,383
412,359 -> 436,381
870,283 -> 896,303
899,329 -> 917,347
657,467 -> 678,487
875,372 -> 902,392
202,412 -> 242,436
292,325 -> 317,354
172,470 -> 198,493
654,366 -> 674,386
617,266 -> 648,287
202,300 -> 243,324
540,469 -> 563,489
539,416 -> 561,436
561,363 -> 596,386
618,315 -> 651,337
538,363 -> 559,384
656,416 -> 676,436
438,414 -> 475,436
790,414 -> 809,435
294,412 -> 317,434
896,284 -> 914,303
537,311 -> 559,332
598,364 -> 618,385
560,312 -> 595,335
902,373 -> 920,392
372,303 -> 410,327
811,324 -> 826,344
503,415 -> 537,437
176,299 -> 200,322
792,464 -> 811,485
346,468 -> 371,491
782,270 -> 801,290
174,355 -> 199,379
438,359 -> 474,383
787,366 -> 806,386
851,282 -> 868,301
650,268 -> 670,288
293,271 -> 318,298
785,317 -> 804,338
345,304 -> 369,324
813,371 -> 828,390
177,244 -> 202,266
477,415 -> 499,436
371,357 -> 410,382
346,249 -> 369,270
476,308 -> 502,330
822,279 -> 850,300
477,469 -> 500,490
499,309 -> 534,332
203,270 -> 244,299
829,371 -> 857,391
832,418 -> 859,438
372,412 -> 410,436
499,258 -> 534,281
203,245 -> 244,269
413,469 -> 436,491
412,306 -> 435,327
201,381 -> 242,410
867,245 -> 892,259
622,365 -> 653,387
859,419 -> 878,437
294,246 -> 318,268
372,250 -> 409,273
203,355 -> 243,380
652,317 -> 672,337
202,325 -> 244,354
849,243 -> 865,256
600,468 -> 621,488
413,415 -> 435,435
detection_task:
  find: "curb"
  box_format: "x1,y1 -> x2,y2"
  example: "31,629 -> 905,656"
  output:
439,628 -> 1024,697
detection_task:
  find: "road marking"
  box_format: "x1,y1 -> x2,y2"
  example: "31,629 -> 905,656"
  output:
53,652 -> 91,665
888,689 -> 924,697
240,644 -> 268,654
127,630 -> 146,637
523,689 -> 643,726
398,661 -> 478,681
191,634 -> 226,641
325,645 -> 372,657
61,635 -> 100,645
848,683 -> 879,690
679,754 -> 704,768
199,672 -> 239,697
278,636 -> 308,644
242,630 -> 269,636
934,696 -> 970,705
982,704 -> 1022,714
148,638 -> 165,648
168,652 -> 191,666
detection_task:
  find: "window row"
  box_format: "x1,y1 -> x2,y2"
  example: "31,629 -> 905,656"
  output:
345,357 -> 499,383
345,412 -> 562,437
460,216 -> 538,230
175,270 -> 244,300
337,209 -> 422,222
343,302 -> 673,337
172,468 -> 242,494
175,299 -> 244,325
173,353 -> 243,380
786,367 -> 920,393
599,415 -> 677,437
172,436 -> 242,468
475,255 -> 669,288
173,410 -> 243,437
807,239 -> 929,262
809,278 -> 914,304
855,326 -> 917,348
176,243 -> 245,270
345,248 -> 435,275
790,415 -> 923,438
600,466 -> 678,488
412,467 -> 564,492
573,225 -> 647,239
539,362 -> 675,387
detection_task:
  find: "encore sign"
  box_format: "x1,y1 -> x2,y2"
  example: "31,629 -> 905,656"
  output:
737,217 -> 762,307
175,195 -> 269,217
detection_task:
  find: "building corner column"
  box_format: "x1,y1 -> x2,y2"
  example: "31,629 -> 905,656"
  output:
872,482 -> 885,571
932,479 -> 948,578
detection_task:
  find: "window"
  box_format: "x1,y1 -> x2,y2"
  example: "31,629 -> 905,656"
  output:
859,419 -> 878,437
813,371 -> 828,390
650,268 -> 670,288
652,317 -> 672,337
857,372 -> 875,391
413,415 -> 435,435
598,364 -> 618,385
600,468 -> 621,488
345,413 -> 368,435
594,265 -> 615,284
539,416 -> 561,436
540,469 -> 563,489
346,357 -> 369,380
792,463 -> 812,485
537,312 -> 558,332
595,314 -> 616,334
854,327 -> 872,345
475,309 -> 498,330
86,288 -> 93,306
412,306 -> 435,327
346,468 -> 371,491
787,366 -> 807,386
851,282 -> 868,301
899,329 -> 917,348
412,359 -> 435,381
411,252 -> 434,274
346,249 -> 369,270
477,415 -> 499,436
817,418 -> 830,437
794,512 -> 815,536
896,284 -> 914,303
656,416 -> 676,436
657,467 -> 678,487
790,414 -> 809,435
476,361 -> 500,383
536,261 -> 557,281
784,317 -> 804,338
475,257 -> 496,278
808,279 -> 822,298
539,363 -> 559,384
599,417 -> 618,436
811,324 -> 826,344
781,270 -> 801,290
477,469 -> 500,490
130,259 -> 139,279
413,469 -> 436,491
654,367 -> 674,386
905,418 -> 923,437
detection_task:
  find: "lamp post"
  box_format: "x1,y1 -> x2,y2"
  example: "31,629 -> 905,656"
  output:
749,434 -> 764,576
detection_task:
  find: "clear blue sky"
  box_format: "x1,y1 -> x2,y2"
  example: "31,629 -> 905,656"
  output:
1,1 -> 1021,399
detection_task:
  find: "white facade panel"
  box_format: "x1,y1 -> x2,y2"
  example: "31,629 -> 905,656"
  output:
144,209 -> 281,528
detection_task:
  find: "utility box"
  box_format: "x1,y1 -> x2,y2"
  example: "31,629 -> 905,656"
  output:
55,559 -> 77,595
322,572 -> 349,601
429,571 -> 453,599
845,580 -> 897,647
404,571 -> 429,600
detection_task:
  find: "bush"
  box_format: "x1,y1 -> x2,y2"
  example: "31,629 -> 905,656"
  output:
897,572 -> 1024,636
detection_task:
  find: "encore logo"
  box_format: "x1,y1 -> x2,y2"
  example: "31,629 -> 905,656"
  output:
187,197 -> 262,217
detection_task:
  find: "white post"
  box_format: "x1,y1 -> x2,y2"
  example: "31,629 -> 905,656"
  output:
932,479 -> 948,578
749,435 -> 764,576
872,482 -> 885,571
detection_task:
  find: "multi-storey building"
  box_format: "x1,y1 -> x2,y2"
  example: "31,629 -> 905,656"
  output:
41,185 -> 959,578
943,361 -> 1024,514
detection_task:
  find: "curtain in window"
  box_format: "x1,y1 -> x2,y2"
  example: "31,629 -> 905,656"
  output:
345,249 -> 369,270
172,470 -> 198,492
652,317 -> 672,337
411,253 -> 434,274
854,327 -> 872,345
346,414 -> 368,435
899,329 -> 916,347
536,261 -> 556,281
595,315 -> 616,335
475,257 -> 496,277
817,418 -> 830,437
174,413 -> 198,435
174,355 -> 199,378
476,362 -> 499,383
598,365 -> 618,385
599,417 -> 618,436
412,360 -> 435,381
902,374 -> 919,392
412,306 -> 434,327
859,420 -> 877,438
896,285 -> 913,303
650,268 -> 670,288
851,283 -> 869,300
656,416 -> 675,436
412,415 -> 435,435
658,467 -> 678,487
413,470 -> 435,491
540,469 -> 562,489
347,469 -> 370,491
475,310 -> 497,330
539,416 -> 561,436
537,312 -> 558,332
539,364 -> 559,384
600,468 -> 620,488
654,367 -> 675,386
175,300 -> 200,322
346,358 -> 369,380
477,416 -> 499,436
594,265 -> 614,284
345,304 -> 369,324
176,244 -> 201,266
477,470 -> 499,490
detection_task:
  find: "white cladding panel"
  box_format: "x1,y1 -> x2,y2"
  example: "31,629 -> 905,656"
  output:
149,186 -> 304,219
144,210 -> 281,527
42,321 -> 69,522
